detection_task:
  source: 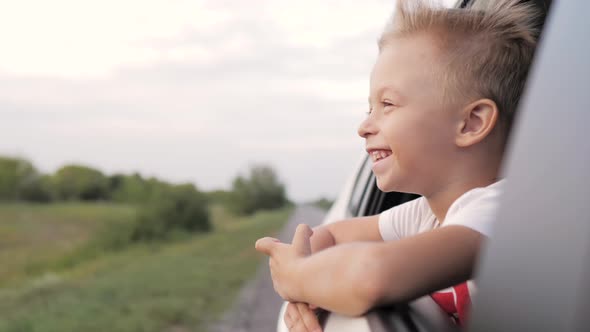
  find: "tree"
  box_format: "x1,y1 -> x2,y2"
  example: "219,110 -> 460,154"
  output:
230,165 -> 288,215
53,165 -> 109,201
206,189 -> 232,206
132,183 -> 211,240
108,173 -> 157,203
0,156 -> 39,201
312,197 -> 334,211
19,174 -> 54,202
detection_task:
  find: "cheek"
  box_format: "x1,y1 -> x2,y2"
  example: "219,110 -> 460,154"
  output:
386,127 -> 446,179
381,110 -> 450,166
404,113 -> 454,153
390,142 -> 420,173
385,127 -> 421,166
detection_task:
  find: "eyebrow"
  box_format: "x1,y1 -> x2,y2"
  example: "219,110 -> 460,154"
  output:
369,86 -> 405,104
378,86 -> 404,98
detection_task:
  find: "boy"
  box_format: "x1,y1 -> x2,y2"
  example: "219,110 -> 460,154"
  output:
256,0 -> 540,330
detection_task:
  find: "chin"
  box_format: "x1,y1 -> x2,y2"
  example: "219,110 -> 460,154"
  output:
376,175 -> 415,194
375,176 -> 397,193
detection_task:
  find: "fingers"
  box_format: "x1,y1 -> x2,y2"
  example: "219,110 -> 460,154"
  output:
285,302 -> 297,327
284,303 -> 294,328
292,224 -> 313,256
286,302 -> 304,331
254,237 -> 281,255
296,302 -> 322,332
285,302 -> 322,332
257,224 -> 312,257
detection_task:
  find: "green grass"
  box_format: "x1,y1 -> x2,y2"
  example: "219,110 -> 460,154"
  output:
0,202 -> 136,287
0,203 -> 291,332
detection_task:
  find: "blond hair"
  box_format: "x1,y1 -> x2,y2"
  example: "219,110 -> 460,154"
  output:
379,0 -> 541,134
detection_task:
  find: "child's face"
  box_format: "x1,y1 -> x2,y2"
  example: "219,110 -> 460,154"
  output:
359,33 -> 460,195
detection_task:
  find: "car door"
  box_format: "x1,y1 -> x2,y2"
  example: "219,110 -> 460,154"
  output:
467,0 -> 589,331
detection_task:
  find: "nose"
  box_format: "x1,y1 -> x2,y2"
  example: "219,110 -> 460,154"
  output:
358,114 -> 377,138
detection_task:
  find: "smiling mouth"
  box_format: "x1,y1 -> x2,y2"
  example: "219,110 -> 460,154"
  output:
370,150 -> 392,163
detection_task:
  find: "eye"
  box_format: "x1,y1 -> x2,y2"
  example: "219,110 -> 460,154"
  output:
382,101 -> 397,112
366,106 -> 373,115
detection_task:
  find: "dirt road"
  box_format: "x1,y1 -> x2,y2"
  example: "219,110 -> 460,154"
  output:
209,205 -> 326,332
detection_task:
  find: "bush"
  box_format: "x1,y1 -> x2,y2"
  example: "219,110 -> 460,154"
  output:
312,197 -> 334,211
108,173 -> 168,203
132,183 -> 211,241
206,189 -> 232,206
53,165 -> 109,201
0,156 -> 38,201
229,165 -> 288,215
19,175 -> 54,202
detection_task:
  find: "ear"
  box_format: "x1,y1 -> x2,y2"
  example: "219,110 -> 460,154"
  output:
455,99 -> 499,148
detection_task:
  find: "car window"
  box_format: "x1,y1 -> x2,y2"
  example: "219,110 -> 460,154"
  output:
348,156 -> 373,217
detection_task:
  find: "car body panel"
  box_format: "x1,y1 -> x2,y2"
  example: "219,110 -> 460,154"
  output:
468,1 -> 590,331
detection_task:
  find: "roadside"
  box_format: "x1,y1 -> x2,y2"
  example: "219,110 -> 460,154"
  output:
209,204 -> 327,332
0,203 -> 291,332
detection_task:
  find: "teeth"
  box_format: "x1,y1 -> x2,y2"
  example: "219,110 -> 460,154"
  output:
371,150 -> 392,162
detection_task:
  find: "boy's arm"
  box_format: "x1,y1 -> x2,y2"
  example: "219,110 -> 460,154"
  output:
256,224 -> 483,316
280,216 -> 381,330
310,215 -> 382,253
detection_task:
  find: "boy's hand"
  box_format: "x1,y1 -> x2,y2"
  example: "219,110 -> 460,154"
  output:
284,302 -> 322,332
255,224 -> 313,301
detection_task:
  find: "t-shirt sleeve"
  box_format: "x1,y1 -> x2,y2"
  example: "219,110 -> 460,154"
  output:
442,181 -> 504,237
378,197 -> 429,241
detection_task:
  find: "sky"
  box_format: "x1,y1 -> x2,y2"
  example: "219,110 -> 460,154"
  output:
0,0 -> 454,202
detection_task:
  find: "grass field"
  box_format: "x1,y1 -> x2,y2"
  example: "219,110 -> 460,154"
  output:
0,203 -> 291,332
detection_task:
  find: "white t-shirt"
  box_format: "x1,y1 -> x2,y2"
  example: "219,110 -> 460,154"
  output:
377,180 -> 505,325
379,180 -> 504,241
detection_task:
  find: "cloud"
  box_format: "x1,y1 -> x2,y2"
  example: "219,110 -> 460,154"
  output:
0,0 -> 232,77
0,0 -> 404,200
